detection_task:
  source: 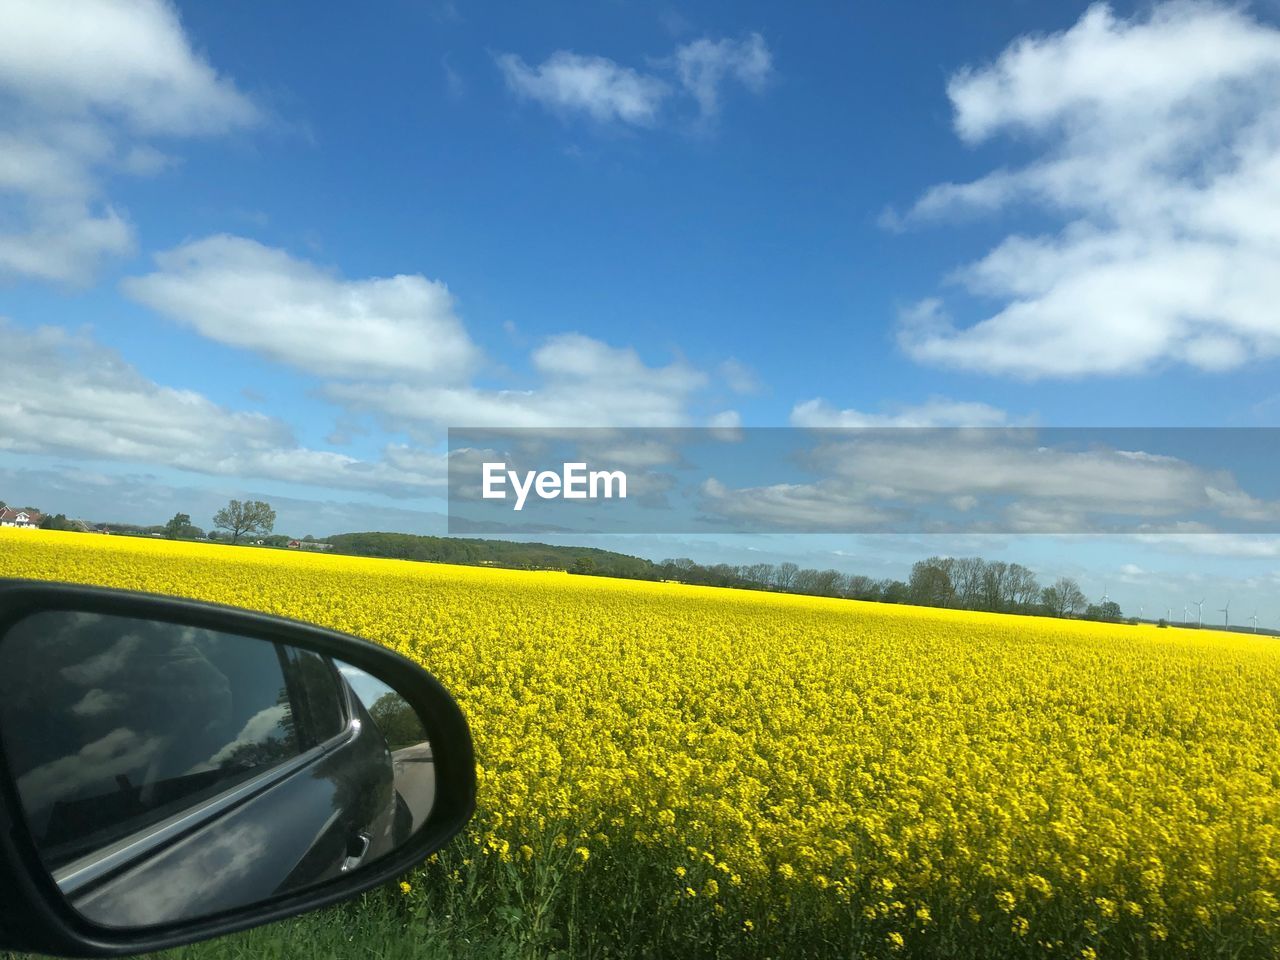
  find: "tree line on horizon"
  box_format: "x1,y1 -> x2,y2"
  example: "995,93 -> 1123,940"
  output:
10,494 -> 1130,623
641,555 -> 1124,621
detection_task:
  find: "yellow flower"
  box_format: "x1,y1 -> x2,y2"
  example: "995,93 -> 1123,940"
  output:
399,881 -> 412,895
7,526 -> 1277,951
886,931 -> 905,950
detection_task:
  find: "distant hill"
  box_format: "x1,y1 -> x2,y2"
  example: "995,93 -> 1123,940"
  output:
325,531 -> 657,578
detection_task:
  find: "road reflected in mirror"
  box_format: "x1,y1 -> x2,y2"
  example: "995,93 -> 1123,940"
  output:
0,609 -> 435,928
337,664 -> 435,835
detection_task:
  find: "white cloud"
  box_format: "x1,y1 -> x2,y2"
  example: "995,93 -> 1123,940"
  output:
791,396 -> 1010,428
696,432 -> 1280,532
895,2 -> 1280,378
496,33 -> 771,127
0,320 -> 446,496
0,0 -> 258,135
327,332 -> 708,429
700,477 -> 898,531
1134,533 -> 1280,558
123,235 -> 479,382
0,0 -> 259,284
673,33 -> 772,120
497,51 -> 669,125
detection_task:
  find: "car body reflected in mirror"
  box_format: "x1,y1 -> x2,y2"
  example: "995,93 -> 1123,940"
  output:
0,609 -> 437,929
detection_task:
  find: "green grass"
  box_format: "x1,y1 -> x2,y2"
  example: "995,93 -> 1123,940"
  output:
7,836 -> 1279,960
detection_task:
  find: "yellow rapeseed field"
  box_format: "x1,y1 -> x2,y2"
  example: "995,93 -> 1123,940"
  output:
3,527 -> 1279,957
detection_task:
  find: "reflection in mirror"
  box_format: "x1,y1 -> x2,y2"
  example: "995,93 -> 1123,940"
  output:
0,610 -> 435,929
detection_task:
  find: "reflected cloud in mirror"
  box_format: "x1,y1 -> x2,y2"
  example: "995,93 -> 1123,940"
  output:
0,610 -> 435,928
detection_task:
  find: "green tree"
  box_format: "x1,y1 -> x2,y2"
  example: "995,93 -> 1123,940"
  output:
39,513 -> 74,531
569,556 -> 596,576
163,512 -> 202,539
212,499 -> 276,544
368,692 -> 428,751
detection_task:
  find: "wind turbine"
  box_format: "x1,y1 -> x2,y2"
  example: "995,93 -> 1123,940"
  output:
1219,599 -> 1230,629
1250,611 -> 1259,633
1183,603 -> 1189,625
1100,584 -> 1110,605
1166,606 -> 1172,622
1194,599 -> 1205,627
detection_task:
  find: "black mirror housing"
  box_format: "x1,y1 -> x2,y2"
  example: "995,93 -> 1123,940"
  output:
0,578 -> 476,957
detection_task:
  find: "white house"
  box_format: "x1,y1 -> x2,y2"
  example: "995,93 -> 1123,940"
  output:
0,507 -> 43,528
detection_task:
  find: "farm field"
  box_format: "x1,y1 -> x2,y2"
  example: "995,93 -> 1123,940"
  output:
2,528 -> 1280,959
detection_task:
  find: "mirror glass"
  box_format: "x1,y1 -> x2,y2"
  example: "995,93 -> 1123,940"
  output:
0,610 -> 435,928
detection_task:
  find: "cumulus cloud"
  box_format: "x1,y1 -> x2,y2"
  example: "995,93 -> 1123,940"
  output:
327,332 -> 709,429
496,51 -> 670,125
497,33 -> 771,127
790,397 -> 1010,428
700,476 -> 899,531
122,235 -> 480,382
0,0 -> 259,284
672,33 -> 771,121
697,431 -> 1280,532
1134,533 -> 1280,558
895,2 -> 1280,378
0,320 -> 447,496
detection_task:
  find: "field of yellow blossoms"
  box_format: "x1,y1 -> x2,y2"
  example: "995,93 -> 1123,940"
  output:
3,527 -> 1280,959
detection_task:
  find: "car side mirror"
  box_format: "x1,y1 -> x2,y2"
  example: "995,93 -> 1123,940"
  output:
0,580 -> 476,957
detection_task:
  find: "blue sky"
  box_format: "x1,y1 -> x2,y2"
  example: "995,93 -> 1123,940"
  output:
4,0 -> 1280,624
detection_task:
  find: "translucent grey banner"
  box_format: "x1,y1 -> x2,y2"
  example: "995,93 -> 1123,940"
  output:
446,427 -> 1280,535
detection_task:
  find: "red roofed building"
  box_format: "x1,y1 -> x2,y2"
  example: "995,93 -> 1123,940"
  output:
0,507 -> 43,528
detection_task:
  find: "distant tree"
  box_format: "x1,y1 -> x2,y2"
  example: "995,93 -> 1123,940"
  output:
812,569 -> 845,597
39,513 -> 74,531
792,568 -> 821,593
1008,563 -> 1041,610
844,575 -> 881,601
980,561 -> 1012,612
569,556 -> 596,575
1042,577 -> 1086,617
1084,600 -> 1123,622
163,512 -> 203,539
910,557 -> 955,607
773,562 -> 799,590
212,499 -> 276,544
951,557 -> 987,609
880,579 -> 910,604
1041,584 -> 1064,617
